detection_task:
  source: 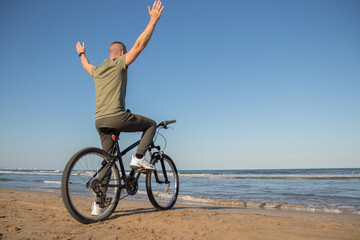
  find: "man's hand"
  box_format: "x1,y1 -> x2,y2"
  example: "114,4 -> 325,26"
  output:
125,1 -> 165,67
76,41 -> 94,77
148,0 -> 164,23
76,41 -> 86,54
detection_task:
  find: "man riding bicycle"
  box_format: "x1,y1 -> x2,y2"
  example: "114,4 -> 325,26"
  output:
75,1 -> 165,214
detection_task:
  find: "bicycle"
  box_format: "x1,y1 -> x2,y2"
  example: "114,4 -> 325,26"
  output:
61,120 -> 179,224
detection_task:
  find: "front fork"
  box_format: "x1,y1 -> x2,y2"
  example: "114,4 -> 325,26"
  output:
148,143 -> 170,185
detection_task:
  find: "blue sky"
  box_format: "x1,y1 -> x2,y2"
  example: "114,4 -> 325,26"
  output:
0,0 -> 359,170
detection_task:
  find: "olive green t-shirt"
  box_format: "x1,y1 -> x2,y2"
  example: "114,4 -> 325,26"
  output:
92,55 -> 127,120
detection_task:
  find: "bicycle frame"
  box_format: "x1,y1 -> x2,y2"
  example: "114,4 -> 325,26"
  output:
94,132 -> 170,190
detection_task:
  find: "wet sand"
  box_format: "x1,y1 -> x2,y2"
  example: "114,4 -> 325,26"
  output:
1,188 -> 359,240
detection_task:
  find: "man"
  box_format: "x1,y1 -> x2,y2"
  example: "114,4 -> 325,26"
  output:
76,1 -> 164,171
76,1 -> 164,215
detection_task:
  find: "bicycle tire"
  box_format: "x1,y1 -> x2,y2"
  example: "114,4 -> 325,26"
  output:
146,154 -> 179,210
61,147 -> 121,224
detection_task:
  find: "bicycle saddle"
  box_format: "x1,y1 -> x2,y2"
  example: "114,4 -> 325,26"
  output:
99,127 -> 119,135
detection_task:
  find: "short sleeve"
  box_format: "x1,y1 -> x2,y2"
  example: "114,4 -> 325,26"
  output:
92,65 -> 100,77
113,54 -> 127,70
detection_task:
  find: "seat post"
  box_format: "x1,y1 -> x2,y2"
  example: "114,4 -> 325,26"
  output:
113,136 -> 127,179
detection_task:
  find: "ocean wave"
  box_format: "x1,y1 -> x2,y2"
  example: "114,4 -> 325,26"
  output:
174,194 -> 360,214
178,173 -> 360,180
2,168 -> 359,179
2,169 -> 359,180
43,180 -> 61,185
0,170 -> 63,176
1,168 -> 38,171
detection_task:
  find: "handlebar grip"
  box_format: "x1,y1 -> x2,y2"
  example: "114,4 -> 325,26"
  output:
165,120 -> 176,125
159,120 -> 176,128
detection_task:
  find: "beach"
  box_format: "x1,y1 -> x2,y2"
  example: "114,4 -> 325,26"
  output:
1,188 -> 359,240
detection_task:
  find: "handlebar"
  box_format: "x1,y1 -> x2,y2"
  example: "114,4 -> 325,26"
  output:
158,120 -> 176,128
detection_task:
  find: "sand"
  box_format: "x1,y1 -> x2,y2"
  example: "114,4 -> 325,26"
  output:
0,188 -> 359,240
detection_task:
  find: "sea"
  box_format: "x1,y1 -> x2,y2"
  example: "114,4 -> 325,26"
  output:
0,168 -> 359,215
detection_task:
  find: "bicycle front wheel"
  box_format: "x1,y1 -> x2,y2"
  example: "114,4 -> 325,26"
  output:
61,147 -> 121,224
146,154 -> 179,210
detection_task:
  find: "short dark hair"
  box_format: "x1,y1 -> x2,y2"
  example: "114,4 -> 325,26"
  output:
109,41 -> 127,54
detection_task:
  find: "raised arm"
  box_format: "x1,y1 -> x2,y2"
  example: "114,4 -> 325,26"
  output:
76,41 -> 94,76
125,0 -> 164,67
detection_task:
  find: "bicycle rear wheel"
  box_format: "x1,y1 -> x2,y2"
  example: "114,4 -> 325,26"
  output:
61,147 -> 121,224
146,154 -> 179,210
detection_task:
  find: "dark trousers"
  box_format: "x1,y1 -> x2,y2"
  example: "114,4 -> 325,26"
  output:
95,112 -> 157,156
93,112 -> 156,204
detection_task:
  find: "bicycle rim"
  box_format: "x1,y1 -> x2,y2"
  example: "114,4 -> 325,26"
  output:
146,155 -> 179,210
62,148 -> 121,223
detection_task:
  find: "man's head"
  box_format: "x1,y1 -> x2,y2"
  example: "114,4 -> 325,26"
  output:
109,41 -> 127,60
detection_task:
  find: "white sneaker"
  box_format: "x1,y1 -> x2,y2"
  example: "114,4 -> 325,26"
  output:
91,202 -> 105,216
130,156 -> 155,171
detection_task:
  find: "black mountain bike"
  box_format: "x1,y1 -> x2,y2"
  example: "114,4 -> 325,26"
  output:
61,120 -> 179,224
